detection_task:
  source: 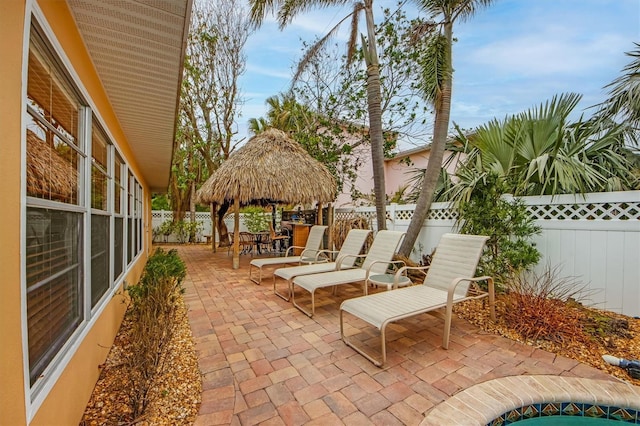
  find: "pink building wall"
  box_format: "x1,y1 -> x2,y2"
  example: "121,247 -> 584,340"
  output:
335,144 -> 461,207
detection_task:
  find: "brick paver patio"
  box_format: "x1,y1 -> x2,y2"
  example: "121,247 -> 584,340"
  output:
176,245 -> 616,425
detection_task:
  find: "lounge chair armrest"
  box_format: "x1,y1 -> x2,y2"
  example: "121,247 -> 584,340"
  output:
446,275 -> 492,294
315,249 -> 339,262
396,265 -> 430,277
336,253 -> 366,270
446,275 -> 495,321
285,245 -> 305,256
365,259 -> 405,276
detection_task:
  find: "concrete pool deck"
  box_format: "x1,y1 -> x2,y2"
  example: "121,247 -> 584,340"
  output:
175,245 -> 636,425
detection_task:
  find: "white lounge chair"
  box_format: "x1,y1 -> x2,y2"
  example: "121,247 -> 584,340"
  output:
273,229 -> 372,301
340,233 -> 495,367
249,225 -> 327,284
291,230 -> 406,317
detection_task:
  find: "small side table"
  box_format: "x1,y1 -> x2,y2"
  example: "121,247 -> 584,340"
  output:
368,273 -> 412,291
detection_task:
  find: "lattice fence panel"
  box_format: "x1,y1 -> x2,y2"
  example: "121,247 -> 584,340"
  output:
526,201 -> 640,221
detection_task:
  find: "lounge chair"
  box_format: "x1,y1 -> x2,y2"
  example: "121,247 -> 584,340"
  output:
273,229 -> 372,301
249,225 -> 327,284
340,233 -> 495,367
291,230 -> 406,317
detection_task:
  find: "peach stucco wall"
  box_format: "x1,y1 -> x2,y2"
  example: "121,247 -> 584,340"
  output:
0,0 -> 29,424
1,1 -> 151,424
384,150 -> 433,197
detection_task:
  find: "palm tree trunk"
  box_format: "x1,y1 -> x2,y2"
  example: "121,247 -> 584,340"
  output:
364,2 -> 387,231
398,21 -> 454,256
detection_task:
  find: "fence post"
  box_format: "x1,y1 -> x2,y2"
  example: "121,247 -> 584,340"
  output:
387,203 -> 398,231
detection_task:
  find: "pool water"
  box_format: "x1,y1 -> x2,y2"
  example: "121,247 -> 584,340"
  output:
517,417 -> 622,425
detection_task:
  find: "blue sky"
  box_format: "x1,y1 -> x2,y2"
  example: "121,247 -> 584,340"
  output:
239,0 -> 639,150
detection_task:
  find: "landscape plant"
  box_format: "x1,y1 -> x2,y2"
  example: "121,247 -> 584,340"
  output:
243,206 -> 270,233
154,220 -> 175,243
456,174 -> 541,288
123,248 -> 187,420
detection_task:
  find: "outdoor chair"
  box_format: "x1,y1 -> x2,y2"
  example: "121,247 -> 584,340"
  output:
249,225 -> 328,284
340,233 -> 495,367
238,232 -> 255,255
269,221 -> 289,253
272,229 -> 372,301
291,230 -> 406,317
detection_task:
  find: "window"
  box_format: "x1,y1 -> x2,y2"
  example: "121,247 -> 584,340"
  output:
127,171 -> 134,265
24,21 -> 144,393
25,28 -> 85,387
25,208 -> 82,386
90,123 -> 110,307
114,154 -> 124,280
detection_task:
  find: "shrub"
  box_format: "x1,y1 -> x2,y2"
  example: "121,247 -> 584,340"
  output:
502,265 -> 589,344
243,206 -> 270,233
457,174 -> 541,288
124,248 -> 186,420
173,220 -> 201,243
153,220 -> 174,243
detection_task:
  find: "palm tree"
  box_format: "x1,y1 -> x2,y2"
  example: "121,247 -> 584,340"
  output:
596,42 -> 640,140
248,0 -> 388,231
445,93 -> 635,201
397,0 -> 494,257
249,93 -> 314,134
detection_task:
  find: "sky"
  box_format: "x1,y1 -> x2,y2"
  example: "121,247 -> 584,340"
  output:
238,0 -> 640,151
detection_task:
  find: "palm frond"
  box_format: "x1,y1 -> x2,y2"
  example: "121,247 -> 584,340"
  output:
418,33 -> 449,105
596,42 -> 640,135
278,0 -> 351,28
292,11 -> 355,83
249,0 -> 279,28
346,3 -> 365,65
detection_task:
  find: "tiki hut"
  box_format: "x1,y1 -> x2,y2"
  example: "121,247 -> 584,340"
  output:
197,128 -> 337,268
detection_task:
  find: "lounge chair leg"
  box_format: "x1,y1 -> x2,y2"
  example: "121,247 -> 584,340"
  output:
488,277 -> 496,321
273,276 -> 291,302
442,303 -> 453,349
340,310 -> 385,367
249,265 -> 261,285
292,285 -> 314,318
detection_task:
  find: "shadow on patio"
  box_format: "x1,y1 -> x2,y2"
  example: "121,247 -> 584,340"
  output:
176,245 -> 616,425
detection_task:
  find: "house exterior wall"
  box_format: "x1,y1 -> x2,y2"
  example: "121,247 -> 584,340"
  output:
0,1 -> 29,424
334,143 -> 374,207
384,150 -> 432,197
1,1 -> 152,424
335,144 -> 461,207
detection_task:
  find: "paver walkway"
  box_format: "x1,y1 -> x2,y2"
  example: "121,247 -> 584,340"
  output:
176,245 -> 617,425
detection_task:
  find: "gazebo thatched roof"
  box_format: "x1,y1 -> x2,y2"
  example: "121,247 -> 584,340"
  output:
196,129 -> 337,205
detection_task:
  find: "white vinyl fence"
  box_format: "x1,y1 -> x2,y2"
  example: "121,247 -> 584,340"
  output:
151,211 -> 269,243
153,191 -> 640,317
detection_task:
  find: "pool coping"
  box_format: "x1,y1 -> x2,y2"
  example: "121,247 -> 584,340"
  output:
421,375 -> 640,425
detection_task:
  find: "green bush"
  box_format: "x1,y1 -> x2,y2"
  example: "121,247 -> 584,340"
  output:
457,174 -> 541,288
153,220 -> 174,243
173,220 -> 201,243
243,206 -> 270,233
124,248 -> 186,420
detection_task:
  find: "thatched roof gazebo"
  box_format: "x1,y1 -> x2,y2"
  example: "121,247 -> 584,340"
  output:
196,128 -> 337,268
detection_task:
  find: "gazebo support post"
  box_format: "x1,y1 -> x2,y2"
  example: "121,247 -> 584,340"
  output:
233,198 -> 240,269
327,203 -> 333,251
210,202 -> 216,252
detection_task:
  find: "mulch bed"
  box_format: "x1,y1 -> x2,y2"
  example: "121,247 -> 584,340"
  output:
80,298 -> 201,425
454,295 -> 640,386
